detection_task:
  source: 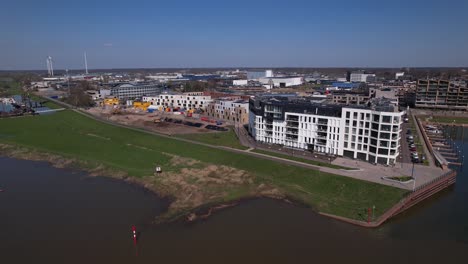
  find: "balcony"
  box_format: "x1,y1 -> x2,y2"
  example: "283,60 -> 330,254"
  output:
286,116 -> 299,122
316,135 -> 327,140
317,121 -> 328,125
315,140 -> 327,146
286,122 -> 299,128
286,130 -> 298,135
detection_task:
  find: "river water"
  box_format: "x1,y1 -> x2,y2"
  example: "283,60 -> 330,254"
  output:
1,128 -> 468,263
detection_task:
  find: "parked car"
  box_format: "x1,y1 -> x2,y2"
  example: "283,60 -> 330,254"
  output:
406,129 -> 412,134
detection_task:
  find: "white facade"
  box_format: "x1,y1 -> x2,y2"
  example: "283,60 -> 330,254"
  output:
233,79 -> 248,86
350,73 -> 376,83
110,83 -> 160,100
247,70 -> 273,80
142,94 -> 212,110
395,72 -> 405,79
249,104 -> 403,165
259,77 -> 303,88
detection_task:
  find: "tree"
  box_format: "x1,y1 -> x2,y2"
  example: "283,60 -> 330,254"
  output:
64,87 -> 95,107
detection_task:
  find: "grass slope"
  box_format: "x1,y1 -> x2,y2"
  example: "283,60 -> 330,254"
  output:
0,110 -> 406,220
177,129 -> 248,150
252,149 -> 353,170
430,116 -> 468,124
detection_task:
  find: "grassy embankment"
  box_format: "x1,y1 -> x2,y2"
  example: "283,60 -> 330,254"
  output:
252,149 -> 353,170
430,116 -> 468,125
177,128 -> 248,150
179,129 -> 353,170
0,110 -> 407,221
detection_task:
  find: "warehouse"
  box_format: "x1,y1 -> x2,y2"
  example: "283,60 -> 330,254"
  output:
259,77 -> 303,89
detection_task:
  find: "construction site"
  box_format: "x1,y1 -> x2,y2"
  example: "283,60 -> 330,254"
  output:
86,98 -> 228,135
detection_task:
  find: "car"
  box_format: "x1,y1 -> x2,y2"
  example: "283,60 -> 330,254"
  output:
406,129 -> 412,134
407,135 -> 414,139
404,118 -> 409,123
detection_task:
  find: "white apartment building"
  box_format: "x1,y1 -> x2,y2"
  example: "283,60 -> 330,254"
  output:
142,94 -> 212,110
350,72 -> 376,83
249,97 -> 403,165
110,83 -> 161,100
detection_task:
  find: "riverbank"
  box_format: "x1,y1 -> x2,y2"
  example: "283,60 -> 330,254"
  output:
0,110 -> 407,223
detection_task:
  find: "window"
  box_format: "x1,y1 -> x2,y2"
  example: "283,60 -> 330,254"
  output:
346,112 -> 350,118
373,114 -> 380,122
382,116 -> 391,123
353,112 -> 358,119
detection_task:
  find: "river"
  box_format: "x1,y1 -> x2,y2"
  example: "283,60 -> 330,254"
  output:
1,128 -> 468,263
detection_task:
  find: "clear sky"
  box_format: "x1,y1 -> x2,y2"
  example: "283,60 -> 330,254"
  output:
1,0 -> 467,70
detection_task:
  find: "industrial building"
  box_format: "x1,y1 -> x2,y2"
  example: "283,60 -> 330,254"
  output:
247,70 -> 273,80
142,93 -> 212,111
259,77 -> 303,89
232,79 -> 248,86
110,83 -> 161,100
249,96 -> 403,165
205,99 -> 249,124
415,79 -> 468,110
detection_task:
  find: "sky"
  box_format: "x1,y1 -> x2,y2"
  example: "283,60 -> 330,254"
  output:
1,0 -> 467,70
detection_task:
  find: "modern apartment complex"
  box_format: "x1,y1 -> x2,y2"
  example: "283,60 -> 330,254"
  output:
331,90 -> 373,105
249,96 -> 403,165
205,99 -> 249,124
350,72 -> 376,83
142,94 -> 212,110
110,83 -> 161,100
415,79 -> 468,110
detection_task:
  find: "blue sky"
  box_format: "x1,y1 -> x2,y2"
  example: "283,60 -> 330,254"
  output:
1,0 -> 467,70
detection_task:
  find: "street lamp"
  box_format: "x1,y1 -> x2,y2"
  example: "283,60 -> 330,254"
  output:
412,161 -> 416,191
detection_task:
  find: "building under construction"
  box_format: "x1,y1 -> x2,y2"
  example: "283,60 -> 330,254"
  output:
416,79 -> 468,110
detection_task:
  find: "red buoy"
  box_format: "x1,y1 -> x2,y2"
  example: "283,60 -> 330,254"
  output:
131,225 -> 137,245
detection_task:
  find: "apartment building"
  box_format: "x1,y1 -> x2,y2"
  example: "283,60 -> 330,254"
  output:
249,96 -> 403,165
416,79 -> 468,110
331,90 -> 373,105
142,94 -> 212,110
110,83 -> 161,100
350,72 -> 376,83
205,99 -> 249,124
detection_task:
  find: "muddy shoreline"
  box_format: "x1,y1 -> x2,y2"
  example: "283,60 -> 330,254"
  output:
0,143 -> 295,225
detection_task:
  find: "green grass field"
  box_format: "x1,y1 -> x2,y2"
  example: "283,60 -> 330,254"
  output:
0,110 -> 407,220
430,116 -> 468,124
177,129 -> 248,150
252,149 -> 353,170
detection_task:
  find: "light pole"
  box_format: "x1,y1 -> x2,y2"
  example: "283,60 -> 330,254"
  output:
411,161 -> 416,191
